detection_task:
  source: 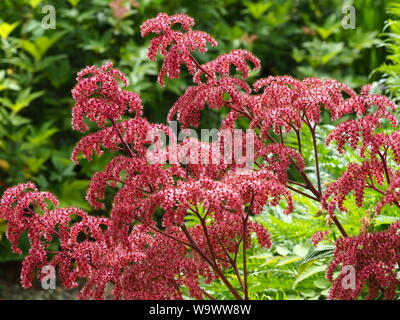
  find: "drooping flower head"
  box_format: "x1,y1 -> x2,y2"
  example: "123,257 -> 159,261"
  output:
72,61 -> 143,132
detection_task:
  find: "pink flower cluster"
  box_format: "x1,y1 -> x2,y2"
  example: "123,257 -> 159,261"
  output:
0,182 -> 215,299
71,62 -> 143,132
251,76 -> 356,136
322,159 -> 386,215
322,84 -> 400,216
141,12 -> 217,86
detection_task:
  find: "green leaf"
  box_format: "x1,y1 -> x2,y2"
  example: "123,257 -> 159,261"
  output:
299,288 -> 317,297
286,295 -> 302,300
0,71 -> 20,91
302,245 -> 335,264
68,0 -> 80,6
59,180 -> 90,210
28,0 -> 41,8
276,255 -> 302,266
27,127 -> 58,146
243,1 -> 273,19
0,221 -> 6,233
374,215 -> 400,225
275,245 -> 290,256
293,244 -> 309,258
19,32 -> 66,61
0,22 -> 19,39
260,256 -> 283,267
309,15 -> 341,40
21,155 -> 50,173
313,278 -> 330,289
0,89 -> 44,114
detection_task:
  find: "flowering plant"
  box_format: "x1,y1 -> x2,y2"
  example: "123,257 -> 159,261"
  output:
1,13 -> 399,300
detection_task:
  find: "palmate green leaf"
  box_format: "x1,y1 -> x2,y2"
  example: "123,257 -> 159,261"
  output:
22,155 -> 50,174
39,54 -> 68,70
299,288 -> 317,298
301,245 -> 335,264
19,39 -> 42,62
22,125 -> 54,146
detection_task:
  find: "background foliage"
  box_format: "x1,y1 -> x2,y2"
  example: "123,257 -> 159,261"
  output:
0,0 -> 397,299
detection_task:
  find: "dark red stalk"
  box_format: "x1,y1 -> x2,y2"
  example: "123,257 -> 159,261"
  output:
180,224 -> 243,300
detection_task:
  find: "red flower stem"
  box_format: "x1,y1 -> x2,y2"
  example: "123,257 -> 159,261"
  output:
187,53 -> 214,79
378,151 -> 391,185
367,182 -> 385,195
216,236 -> 246,293
109,118 -> 135,158
192,206 -> 242,286
135,217 -> 193,248
376,150 -> 400,209
180,224 -> 214,267
310,125 -> 322,194
295,128 -> 302,154
192,207 -> 218,266
303,120 -> 348,237
109,117 -> 156,194
299,171 -> 321,200
376,151 -> 400,209
186,49 -> 251,299
286,185 -> 319,202
263,129 -> 321,199
287,179 -> 308,188
242,211 -> 250,300
331,215 -> 348,238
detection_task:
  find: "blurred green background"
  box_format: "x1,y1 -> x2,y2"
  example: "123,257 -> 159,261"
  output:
0,0 -> 399,299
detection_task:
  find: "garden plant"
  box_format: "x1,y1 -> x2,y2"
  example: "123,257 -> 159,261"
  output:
1,11 -> 400,300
